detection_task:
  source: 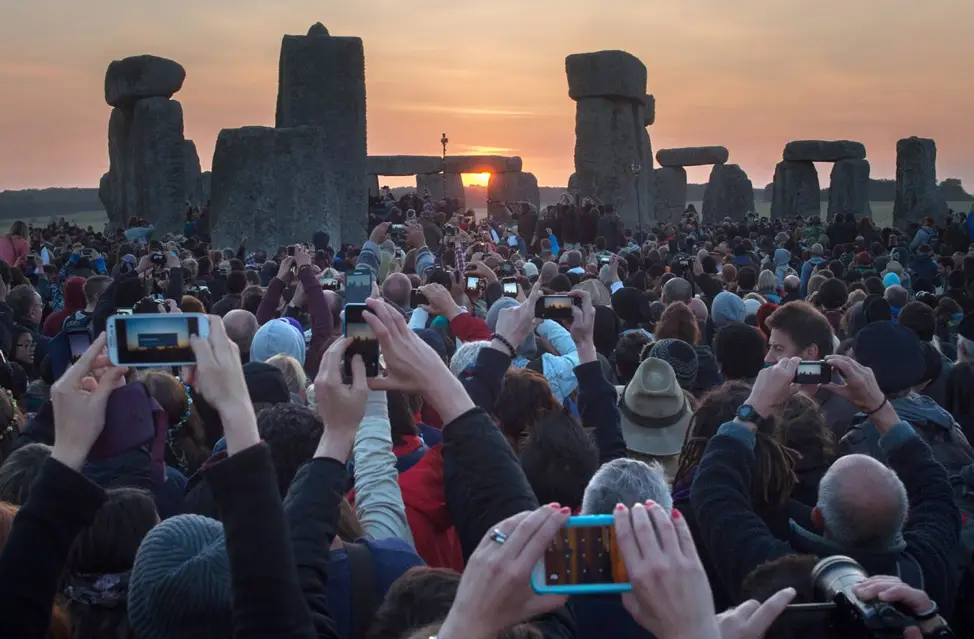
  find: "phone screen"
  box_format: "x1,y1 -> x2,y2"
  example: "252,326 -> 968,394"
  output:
410,290 -> 429,307
536,295 -> 576,320
287,245 -> 296,256
344,304 -> 379,377
466,276 -> 482,293
794,361 -> 831,385
112,314 -> 203,366
345,270 -> 373,305
503,282 -> 518,297
542,524 -> 628,586
68,331 -> 92,364
320,278 -> 340,291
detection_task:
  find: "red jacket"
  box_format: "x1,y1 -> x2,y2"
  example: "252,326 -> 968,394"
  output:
398,445 -> 463,571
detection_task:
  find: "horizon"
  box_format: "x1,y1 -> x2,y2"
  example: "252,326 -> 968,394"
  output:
2,1 -> 972,192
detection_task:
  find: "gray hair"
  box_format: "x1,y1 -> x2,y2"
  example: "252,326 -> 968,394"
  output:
581,458 -> 673,515
783,274 -> 801,293
450,340 -> 490,377
757,269 -> 777,293
0,443 -> 52,506
817,456 -> 908,548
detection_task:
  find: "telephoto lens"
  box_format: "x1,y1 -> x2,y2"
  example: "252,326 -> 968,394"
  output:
812,556 -> 915,636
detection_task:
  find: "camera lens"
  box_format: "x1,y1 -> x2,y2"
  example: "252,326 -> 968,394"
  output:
812,556 -> 868,601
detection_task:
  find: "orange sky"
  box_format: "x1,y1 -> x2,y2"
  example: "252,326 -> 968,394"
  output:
1,0 -> 972,192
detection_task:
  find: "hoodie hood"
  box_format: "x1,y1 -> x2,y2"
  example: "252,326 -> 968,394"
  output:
773,248 -> 790,267
63,276 -> 87,311
889,393 -> 955,430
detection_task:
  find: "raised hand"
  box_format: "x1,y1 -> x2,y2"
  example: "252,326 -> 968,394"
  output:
50,333 -> 128,471
567,289 -> 595,362
437,505 -> 571,639
744,357 -> 800,425
293,244 -> 312,269
369,221 -> 390,245
186,316 -> 257,456
312,337 -> 368,461
277,257 -> 295,282
491,282 -> 542,356
406,220 -> 427,249
614,503 -> 720,639
716,588 -> 796,639
420,283 -> 463,320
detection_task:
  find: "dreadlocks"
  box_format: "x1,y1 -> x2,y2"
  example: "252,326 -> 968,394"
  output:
674,382 -> 799,511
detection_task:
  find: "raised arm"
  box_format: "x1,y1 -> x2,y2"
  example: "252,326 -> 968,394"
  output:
0,334 -> 122,639
257,259 -> 292,325
421,283 -> 492,343
192,317 -> 315,639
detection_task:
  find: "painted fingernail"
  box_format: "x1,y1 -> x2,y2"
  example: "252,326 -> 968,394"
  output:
645,500 -> 656,507
671,509 -> 682,519
560,507 -> 571,514
615,503 -> 626,511
548,502 -> 561,509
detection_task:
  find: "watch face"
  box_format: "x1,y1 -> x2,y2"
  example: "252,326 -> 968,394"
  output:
737,406 -> 757,422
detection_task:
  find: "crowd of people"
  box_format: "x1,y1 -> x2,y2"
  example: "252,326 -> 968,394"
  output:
0,195 -> 973,638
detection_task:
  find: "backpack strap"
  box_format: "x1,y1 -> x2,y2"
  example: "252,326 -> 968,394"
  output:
345,541 -> 376,639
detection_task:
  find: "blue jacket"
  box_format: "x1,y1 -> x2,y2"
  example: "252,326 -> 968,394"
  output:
908,253 -> 940,287
799,257 -> 826,297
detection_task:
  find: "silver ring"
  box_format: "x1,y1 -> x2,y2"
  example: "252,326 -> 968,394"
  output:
489,528 -> 507,545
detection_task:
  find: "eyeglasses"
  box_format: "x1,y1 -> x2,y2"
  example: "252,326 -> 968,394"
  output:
16,342 -> 34,350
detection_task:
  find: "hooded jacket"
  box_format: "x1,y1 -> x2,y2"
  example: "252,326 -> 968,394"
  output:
42,276 -> 86,338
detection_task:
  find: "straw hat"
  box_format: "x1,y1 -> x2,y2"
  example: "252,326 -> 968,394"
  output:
619,358 -> 692,457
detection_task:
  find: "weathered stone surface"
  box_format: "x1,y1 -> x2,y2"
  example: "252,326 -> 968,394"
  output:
567,173 -> 579,195
367,156 -> 443,176
828,159 -> 871,219
276,25 -> 367,243
566,51 -> 647,102
307,22 -> 329,36
105,106 -> 135,228
653,167 -> 687,225
702,164 -> 755,222
487,172 -> 540,217
783,140 -> 866,163
199,171 -> 211,205
105,55 -> 186,107
127,98 -> 188,233
644,94 -> 655,126
442,155 -> 522,175
572,97 -> 652,230
367,174 -> 380,198
894,137 -> 947,229
656,146 -> 729,168
98,172 -> 117,229
416,173 -> 465,205
183,140 -> 202,208
210,125 -> 342,252
771,161 -> 820,219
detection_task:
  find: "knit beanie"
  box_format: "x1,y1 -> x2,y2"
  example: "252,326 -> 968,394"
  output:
250,319 -> 306,365
486,297 -> 536,358
743,298 -> 761,318
242,361 -> 291,405
853,321 -> 925,394
711,291 -> 746,328
128,515 -> 233,639
611,287 -> 651,325
649,339 -> 698,390
882,272 -> 901,288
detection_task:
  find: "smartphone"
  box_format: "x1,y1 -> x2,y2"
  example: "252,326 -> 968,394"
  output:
411,290 -> 429,307
106,313 -> 209,367
116,307 -> 133,315
498,261 -> 516,278
320,278 -> 341,291
598,255 -> 611,267
535,295 -> 581,320
343,304 -> 379,378
287,245 -> 296,257
794,361 -> 832,385
345,269 -> 374,305
150,252 -> 166,266
503,280 -> 519,298
466,276 -> 484,294
67,330 -> 92,364
391,224 -> 406,236
531,515 -> 631,594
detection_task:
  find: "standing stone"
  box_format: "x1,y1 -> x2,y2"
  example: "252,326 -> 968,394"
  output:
183,140 -> 202,209
367,174 -> 380,199
572,97 -> 651,229
105,55 -> 186,107
566,51 -> 647,101
702,164 -> 754,222
783,140 -> 866,163
828,159 -> 871,219
656,146 -> 729,167
199,171 -> 212,205
487,172 -> 540,218
209,125 -> 341,252
894,137 -> 946,230
416,173 -> 465,205
567,173 -> 579,196
644,95 -> 656,127
276,24 -> 367,243
98,172 -> 116,229
653,167 -> 687,225
771,161 -> 820,219
127,97 -> 188,234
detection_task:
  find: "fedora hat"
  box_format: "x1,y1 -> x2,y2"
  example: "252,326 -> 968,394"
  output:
619,358 -> 692,457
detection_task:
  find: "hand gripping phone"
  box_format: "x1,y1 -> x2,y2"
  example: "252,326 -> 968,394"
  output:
531,515 -> 631,595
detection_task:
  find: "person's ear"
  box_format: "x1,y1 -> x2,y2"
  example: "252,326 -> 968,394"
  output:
802,345 -> 819,361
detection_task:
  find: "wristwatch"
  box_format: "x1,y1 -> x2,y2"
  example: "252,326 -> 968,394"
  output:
736,404 -> 770,431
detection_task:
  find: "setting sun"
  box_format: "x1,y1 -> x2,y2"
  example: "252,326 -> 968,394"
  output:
462,172 -> 492,187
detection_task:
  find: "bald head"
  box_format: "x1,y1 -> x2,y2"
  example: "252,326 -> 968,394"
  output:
223,310 -> 259,356
783,274 -> 801,295
816,454 -> 908,547
381,273 -> 412,308
662,277 -> 692,305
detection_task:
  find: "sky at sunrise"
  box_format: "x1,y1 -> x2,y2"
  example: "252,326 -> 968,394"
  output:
1,0 -> 972,192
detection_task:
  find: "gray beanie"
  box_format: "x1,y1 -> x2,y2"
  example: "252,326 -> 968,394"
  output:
649,339 -> 698,390
129,514 -> 233,639
486,297 -> 537,358
711,291 -> 746,328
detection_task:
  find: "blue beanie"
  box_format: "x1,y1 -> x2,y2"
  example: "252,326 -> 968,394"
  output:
128,515 -> 233,639
251,319 -> 306,366
882,272 -> 901,288
712,291 -> 746,328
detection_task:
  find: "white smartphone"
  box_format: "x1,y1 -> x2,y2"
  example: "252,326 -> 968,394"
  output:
106,313 -> 210,367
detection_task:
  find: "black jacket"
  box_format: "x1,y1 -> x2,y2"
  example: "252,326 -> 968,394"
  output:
691,421 -> 960,613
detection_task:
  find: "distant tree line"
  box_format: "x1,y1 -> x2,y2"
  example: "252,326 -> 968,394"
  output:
0,188 -> 102,220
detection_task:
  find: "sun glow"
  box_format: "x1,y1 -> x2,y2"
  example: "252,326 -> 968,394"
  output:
462,172 -> 492,187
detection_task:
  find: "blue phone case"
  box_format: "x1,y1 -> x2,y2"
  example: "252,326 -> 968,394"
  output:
530,514 -> 632,595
